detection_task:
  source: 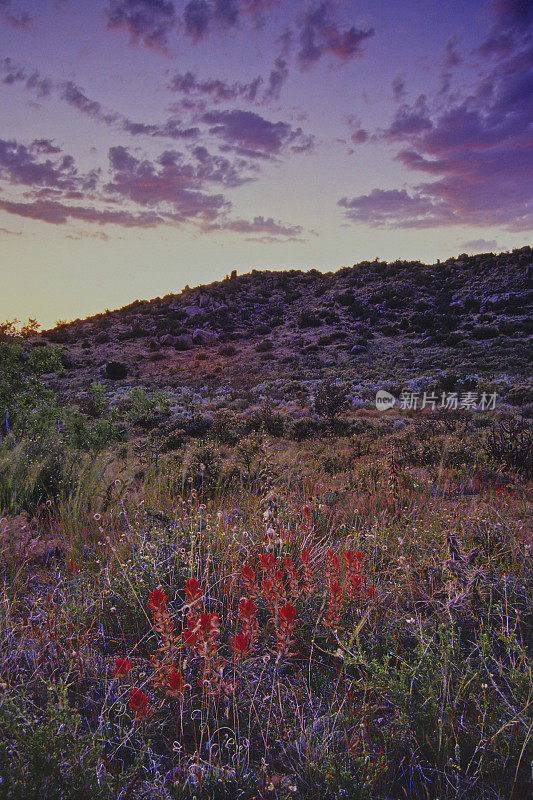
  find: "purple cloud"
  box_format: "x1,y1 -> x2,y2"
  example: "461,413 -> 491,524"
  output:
201,109 -> 312,156
338,188 -> 452,229
1,58 -> 52,96
169,70 -> 263,103
480,0 -> 533,58
0,197 -> 165,226
106,0 -> 177,51
263,57 -> 288,102
183,0 -> 211,40
383,95 -> 432,139
104,145 -> 230,219
0,0 -> 30,29
341,10 -> 532,233
297,2 -> 374,69
0,138 -> 98,192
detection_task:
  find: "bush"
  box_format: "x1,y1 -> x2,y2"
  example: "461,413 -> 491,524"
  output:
105,361 -> 128,380
298,310 -> 322,328
314,379 -> 349,422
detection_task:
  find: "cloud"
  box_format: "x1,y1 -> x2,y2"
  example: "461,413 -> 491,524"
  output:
0,138 -> 98,192
460,238 -> 500,251
263,57 -> 288,102
391,74 -> 406,102
104,145 -> 231,219
479,0 -> 533,58
341,11 -> 533,232
382,95 -> 432,139
297,2 -> 374,69
183,0 -> 212,40
170,57 -> 288,106
169,70 -> 263,104
201,109 -> 312,156
106,0 -> 177,51
61,81 -> 120,125
215,214 -> 303,236
1,58 -> 52,96
0,0 -> 31,29
122,117 -> 200,139
0,197 -> 165,226
338,188 -> 452,229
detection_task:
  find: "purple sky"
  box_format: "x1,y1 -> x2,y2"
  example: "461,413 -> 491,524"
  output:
0,0 -> 531,326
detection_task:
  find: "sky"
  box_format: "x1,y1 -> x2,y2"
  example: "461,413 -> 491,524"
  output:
0,0 -> 531,328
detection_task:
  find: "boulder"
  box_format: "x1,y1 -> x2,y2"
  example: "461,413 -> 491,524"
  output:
192,329 -> 218,346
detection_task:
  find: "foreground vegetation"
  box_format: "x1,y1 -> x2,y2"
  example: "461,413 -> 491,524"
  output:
0,321 -> 532,799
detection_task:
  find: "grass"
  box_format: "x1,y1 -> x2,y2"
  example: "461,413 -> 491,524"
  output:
0,425 -> 532,800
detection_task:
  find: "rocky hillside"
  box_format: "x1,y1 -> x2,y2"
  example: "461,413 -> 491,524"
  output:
37,247 -> 533,396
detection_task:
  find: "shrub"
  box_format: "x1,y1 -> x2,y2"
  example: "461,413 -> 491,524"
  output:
105,361 -> 128,380
314,379 -> 349,423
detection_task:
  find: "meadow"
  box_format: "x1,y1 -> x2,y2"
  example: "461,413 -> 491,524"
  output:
1,319 -> 532,800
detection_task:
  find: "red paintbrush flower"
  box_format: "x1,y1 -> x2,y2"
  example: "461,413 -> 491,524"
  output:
278,602 -> 296,626
185,578 -> 202,602
239,597 -> 257,620
67,560 -> 79,574
232,633 -> 250,656
128,687 -> 148,717
259,553 -> 276,571
147,589 -> 167,613
303,505 -> 311,518
114,657 -> 132,677
168,672 -> 187,693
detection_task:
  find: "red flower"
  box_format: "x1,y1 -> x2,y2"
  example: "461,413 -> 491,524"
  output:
343,550 -> 354,565
351,575 -> 362,592
114,657 -> 132,677
182,629 -> 197,647
259,553 -> 276,571
128,688 -> 148,716
303,505 -> 311,518
327,548 -> 336,561
168,672 -> 187,693
239,597 -> 257,620
241,564 -> 255,583
330,581 -> 342,601
67,560 -> 79,574
355,551 -> 364,562
147,589 -> 167,613
232,633 -> 250,656
301,549 -> 310,565
278,602 -> 296,625
185,578 -> 202,601
283,556 -> 294,571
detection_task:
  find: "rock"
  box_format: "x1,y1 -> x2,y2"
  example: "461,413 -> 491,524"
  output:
0,512 -> 65,566
147,338 -> 160,351
174,335 -> 193,351
182,305 -> 201,317
192,329 -> 218,346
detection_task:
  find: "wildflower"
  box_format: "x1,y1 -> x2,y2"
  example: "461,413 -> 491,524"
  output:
168,672 -> 187,694
259,553 -> 276,572
343,550 -> 354,565
238,597 -> 259,649
232,633 -> 250,657
275,602 -> 297,659
351,574 -> 362,593
114,657 -> 132,677
355,551 -> 364,562
326,581 -> 343,632
303,505 -> 311,518
185,578 -> 201,601
239,596 -> 257,621
67,560 -> 80,574
278,602 -> 296,626
128,687 -> 148,719
147,589 -> 168,613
